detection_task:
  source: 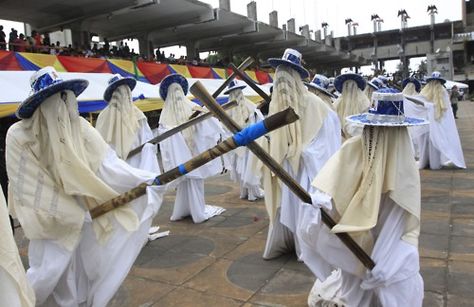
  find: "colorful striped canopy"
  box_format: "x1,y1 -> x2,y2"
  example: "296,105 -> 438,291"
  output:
2,51 -> 273,85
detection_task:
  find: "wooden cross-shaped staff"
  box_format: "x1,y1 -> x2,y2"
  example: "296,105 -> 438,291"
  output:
89,107 -> 299,219
190,81 -> 376,270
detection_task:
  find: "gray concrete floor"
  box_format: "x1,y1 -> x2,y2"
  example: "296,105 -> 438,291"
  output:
13,101 -> 474,307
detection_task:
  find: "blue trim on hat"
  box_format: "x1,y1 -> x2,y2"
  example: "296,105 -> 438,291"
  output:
346,113 -> 428,127
224,80 -> 247,95
305,82 -> 336,98
159,74 -> 189,100
17,79 -> 89,119
334,73 -> 366,93
267,58 -> 309,79
402,78 -> 421,92
426,77 -> 446,85
103,77 -> 137,102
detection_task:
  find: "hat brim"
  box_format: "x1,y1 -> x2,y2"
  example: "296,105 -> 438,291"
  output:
334,73 -> 366,93
160,74 -> 189,100
346,113 -> 429,127
305,82 -> 336,98
367,82 -> 379,90
402,78 -> 421,92
223,85 -> 246,95
17,79 -> 89,119
103,77 -> 137,102
426,77 -> 446,85
268,58 -> 309,79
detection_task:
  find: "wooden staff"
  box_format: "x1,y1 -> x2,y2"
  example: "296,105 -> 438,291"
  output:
190,81 -> 376,270
189,56 -> 255,119
228,63 -> 272,110
126,100 -> 238,159
90,107 -> 299,219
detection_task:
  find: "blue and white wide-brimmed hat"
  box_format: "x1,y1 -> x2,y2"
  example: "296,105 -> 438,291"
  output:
17,66 -> 88,119
305,74 -> 336,98
368,77 -> 383,90
159,73 -> 189,100
103,74 -> 137,102
425,71 -> 446,85
224,80 -> 247,95
402,77 -> 421,92
346,88 -> 428,127
268,48 -> 310,79
334,73 -> 366,93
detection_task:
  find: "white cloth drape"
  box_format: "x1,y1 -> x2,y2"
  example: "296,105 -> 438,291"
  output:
0,186 -> 36,307
404,95 -> 466,169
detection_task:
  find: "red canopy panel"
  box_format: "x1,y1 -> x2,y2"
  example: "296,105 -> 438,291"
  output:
58,56 -> 112,73
137,62 -> 171,84
0,51 -> 23,71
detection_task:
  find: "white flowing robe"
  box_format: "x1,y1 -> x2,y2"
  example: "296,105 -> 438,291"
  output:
224,90 -> 264,201
302,127 -> 423,307
0,186 -> 36,307
6,91 -> 165,307
404,95 -> 466,169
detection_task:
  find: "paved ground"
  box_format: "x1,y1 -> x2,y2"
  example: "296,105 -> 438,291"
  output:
14,101 -> 474,306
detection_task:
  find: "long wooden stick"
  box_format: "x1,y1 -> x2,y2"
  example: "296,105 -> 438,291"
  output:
90,108 -> 299,219
190,81 -> 376,270
228,63 -> 271,111
126,100 -> 238,159
188,57 -> 255,119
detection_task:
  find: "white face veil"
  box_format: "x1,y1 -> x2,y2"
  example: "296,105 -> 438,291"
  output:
402,83 -> 418,96
159,83 -> 195,148
228,89 -> 253,127
95,85 -> 146,159
420,81 -> 448,120
18,90 -> 138,244
334,80 -> 371,136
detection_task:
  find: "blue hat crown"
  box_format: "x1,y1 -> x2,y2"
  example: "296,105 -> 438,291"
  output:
431,71 -> 441,78
312,74 -> 329,89
30,67 -> 63,94
369,88 -> 404,121
108,74 -> 122,85
281,48 -> 302,66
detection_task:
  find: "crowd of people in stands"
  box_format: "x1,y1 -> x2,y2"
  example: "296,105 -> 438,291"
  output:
0,25 -> 212,66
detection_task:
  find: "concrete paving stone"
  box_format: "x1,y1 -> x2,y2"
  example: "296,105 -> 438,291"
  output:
222,237 -> 268,261
204,183 -> 234,196
419,233 -> 449,259
453,189 -> 474,199
420,258 -> 447,293
452,202 -> 474,220
420,213 -> 451,235
249,290 -> 310,307
422,291 -> 444,307
194,229 -> 249,258
108,277 -> 176,307
451,218 -> 474,237
447,261 -> 474,298
258,268 -> 315,294
452,177 -> 474,190
241,303 -> 274,307
447,294 -> 474,307
154,287 -> 244,307
421,194 -> 451,204
422,201 -> 452,213
184,259 -> 255,301
449,236 -> 474,262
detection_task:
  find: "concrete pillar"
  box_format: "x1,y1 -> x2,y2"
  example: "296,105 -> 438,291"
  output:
247,1 -> 257,21
287,18 -> 296,33
219,0 -> 230,10
300,25 -> 310,39
334,38 -> 341,51
186,41 -> 197,60
314,30 -> 321,41
138,34 -> 153,59
282,24 -> 287,32
24,23 -> 32,36
269,11 -> 278,28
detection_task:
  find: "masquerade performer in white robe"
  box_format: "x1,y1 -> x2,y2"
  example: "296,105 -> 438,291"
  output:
223,80 -> 264,201
6,67 -> 165,307
333,73 -> 370,140
255,49 -> 341,260
158,74 -> 225,223
402,77 -> 421,96
302,88 -> 426,307
0,185 -> 35,307
96,74 -> 160,173
404,71 -> 465,169
305,74 -> 336,110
